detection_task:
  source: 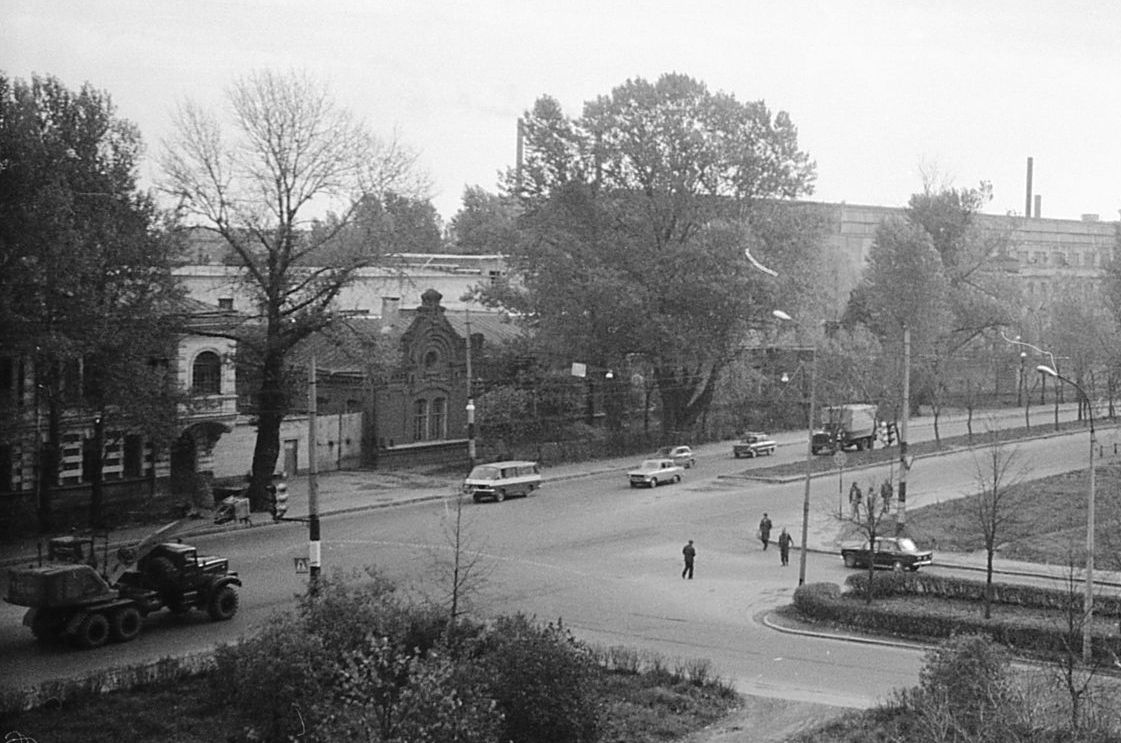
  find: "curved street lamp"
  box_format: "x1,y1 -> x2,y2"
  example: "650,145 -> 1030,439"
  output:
1037,364 -> 1095,663
772,310 -> 815,586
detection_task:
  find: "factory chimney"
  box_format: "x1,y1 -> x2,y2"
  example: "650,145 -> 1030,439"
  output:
1025,157 -> 1033,218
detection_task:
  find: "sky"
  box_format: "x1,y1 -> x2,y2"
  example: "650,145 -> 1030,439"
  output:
3,0 -> 1120,225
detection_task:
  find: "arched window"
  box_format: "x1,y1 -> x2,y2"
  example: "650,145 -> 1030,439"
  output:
192,351 -> 222,394
429,397 -> 447,440
413,398 -> 429,441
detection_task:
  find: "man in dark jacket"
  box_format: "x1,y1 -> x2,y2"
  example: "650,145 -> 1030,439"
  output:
681,539 -> 696,579
758,513 -> 773,550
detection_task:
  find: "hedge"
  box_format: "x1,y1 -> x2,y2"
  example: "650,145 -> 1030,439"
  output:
842,571 -> 1121,616
792,580 -> 1121,664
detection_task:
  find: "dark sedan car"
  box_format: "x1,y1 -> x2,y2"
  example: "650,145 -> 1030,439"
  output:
841,536 -> 933,572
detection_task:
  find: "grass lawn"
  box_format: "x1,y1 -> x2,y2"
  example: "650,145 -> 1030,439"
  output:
906,462 -> 1121,567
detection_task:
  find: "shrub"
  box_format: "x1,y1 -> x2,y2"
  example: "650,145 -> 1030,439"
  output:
476,614 -> 601,743
918,635 -> 1020,728
792,582 -> 841,615
211,612 -> 337,742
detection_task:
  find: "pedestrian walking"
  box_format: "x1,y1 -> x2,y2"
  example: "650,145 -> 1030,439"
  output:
848,482 -> 863,518
778,527 -> 794,566
758,513 -> 772,550
681,539 -> 696,579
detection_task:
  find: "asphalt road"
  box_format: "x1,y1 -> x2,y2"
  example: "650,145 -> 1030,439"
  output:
2,403 -> 1107,710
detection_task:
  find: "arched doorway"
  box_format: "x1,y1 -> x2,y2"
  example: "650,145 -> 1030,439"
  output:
169,421 -> 233,507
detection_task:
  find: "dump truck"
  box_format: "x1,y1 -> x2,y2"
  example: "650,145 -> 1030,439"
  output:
812,403 -> 878,454
4,520 -> 241,649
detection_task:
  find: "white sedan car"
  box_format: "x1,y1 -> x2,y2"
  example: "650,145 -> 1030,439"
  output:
628,458 -> 685,488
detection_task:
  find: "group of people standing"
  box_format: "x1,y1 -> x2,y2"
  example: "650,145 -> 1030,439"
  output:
680,511 -> 795,579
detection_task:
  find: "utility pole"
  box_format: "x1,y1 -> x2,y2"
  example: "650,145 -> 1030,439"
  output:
308,355 -> 321,592
465,307 -> 476,471
797,347 -> 817,587
897,324 -> 911,535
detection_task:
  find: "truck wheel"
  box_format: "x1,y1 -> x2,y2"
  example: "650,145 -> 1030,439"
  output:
111,606 -> 143,642
673,475 -> 681,484
843,553 -> 856,568
208,585 -> 240,621
74,612 -> 111,649
494,489 -> 506,503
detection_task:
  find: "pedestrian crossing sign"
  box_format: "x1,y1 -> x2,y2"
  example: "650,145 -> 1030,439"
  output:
294,557 -> 310,574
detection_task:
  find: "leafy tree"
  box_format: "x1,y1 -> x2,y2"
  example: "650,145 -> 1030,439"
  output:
160,69 -> 429,508
483,74 -> 816,436
448,185 -> 520,255
1047,287 -> 1119,421
0,73 -> 183,529
852,183 -> 1018,434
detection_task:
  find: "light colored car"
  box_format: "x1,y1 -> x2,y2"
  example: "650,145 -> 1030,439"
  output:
658,445 -> 696,469
733,432 -> 777,458
628,458 -> 684,488
462,460 -> 541,503
841,536 -> 933,572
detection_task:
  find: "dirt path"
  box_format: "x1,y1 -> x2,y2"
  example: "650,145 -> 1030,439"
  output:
681,696 -> 850,743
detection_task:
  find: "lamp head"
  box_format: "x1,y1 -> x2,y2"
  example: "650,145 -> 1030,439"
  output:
1036,365 -> 1058,378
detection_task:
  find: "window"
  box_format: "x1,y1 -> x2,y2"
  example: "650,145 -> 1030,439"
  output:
192,351 -> 222,394
0,357 -> 13,406
218,297 -> 234,310
413,399 -> 429,440
430,397 -> 447,439
123,434 -> 144,478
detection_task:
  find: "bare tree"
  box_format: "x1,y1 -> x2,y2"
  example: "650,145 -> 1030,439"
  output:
426,493 -> 495,651
160,69 -> 429,507
839,478 -> 896,604
1048,557 -> 1107,735
966,427 -> 1031,619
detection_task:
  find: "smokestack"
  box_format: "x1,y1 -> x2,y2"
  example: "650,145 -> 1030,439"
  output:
1033,194 -> 1041,219
1025,157 -> 1033,218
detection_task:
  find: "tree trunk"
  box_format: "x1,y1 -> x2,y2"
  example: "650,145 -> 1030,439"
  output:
984,549 -> 994,620
38,396 -> 62,534
249,347 -> 286,511
87,415 -> 105,529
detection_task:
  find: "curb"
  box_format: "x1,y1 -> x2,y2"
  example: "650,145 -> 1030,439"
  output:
718,425 -> 1083,485
759,610 -> 930,651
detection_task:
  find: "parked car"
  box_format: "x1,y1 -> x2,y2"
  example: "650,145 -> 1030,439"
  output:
462,461 -> 541,503
840,536 -> 933,572
658,445 -> 696,469
732,432 -> 777,458
628,459 -> 684,488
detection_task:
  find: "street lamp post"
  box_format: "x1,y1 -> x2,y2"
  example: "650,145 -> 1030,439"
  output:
1018,349 -> 1026,407
773,310 -> 815,586
1038,364 -> 1095,663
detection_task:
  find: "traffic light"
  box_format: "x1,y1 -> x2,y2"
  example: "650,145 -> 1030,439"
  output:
266,475 -> 289,520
